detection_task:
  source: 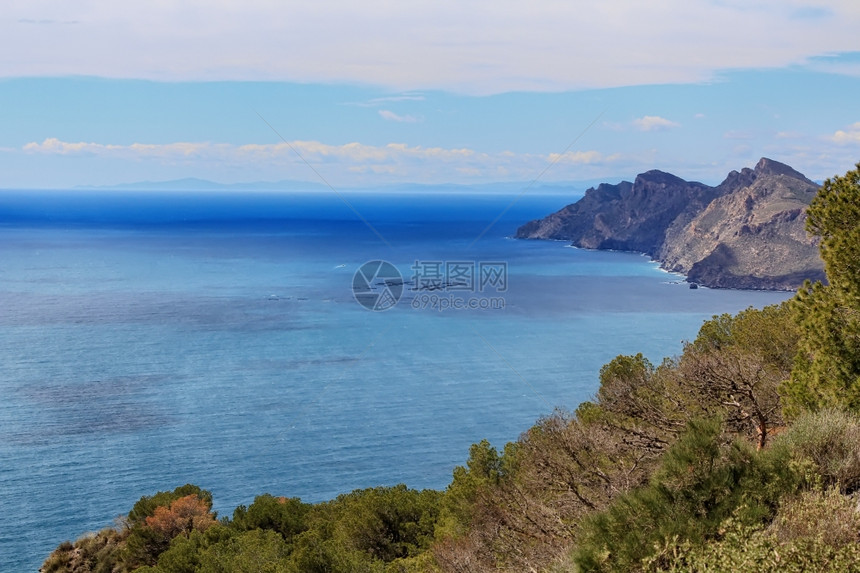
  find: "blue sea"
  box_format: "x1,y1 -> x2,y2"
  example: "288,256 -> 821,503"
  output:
0,189 -> 791,571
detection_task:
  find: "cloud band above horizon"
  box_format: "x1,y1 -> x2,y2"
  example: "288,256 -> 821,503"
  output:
19,137 -> 620,185
3,1 -> 860,94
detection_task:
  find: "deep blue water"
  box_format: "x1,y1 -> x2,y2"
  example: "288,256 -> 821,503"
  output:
0,189 -> 791,571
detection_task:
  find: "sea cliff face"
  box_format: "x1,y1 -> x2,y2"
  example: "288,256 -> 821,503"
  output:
515,171 -> 718,256
516,158 -> 826,290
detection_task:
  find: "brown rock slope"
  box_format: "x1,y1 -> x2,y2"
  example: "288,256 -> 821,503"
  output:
660,158 -> 825,289
516,158 -> 825,290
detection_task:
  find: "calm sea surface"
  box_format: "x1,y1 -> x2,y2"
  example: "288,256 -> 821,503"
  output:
0,190 -> 791,571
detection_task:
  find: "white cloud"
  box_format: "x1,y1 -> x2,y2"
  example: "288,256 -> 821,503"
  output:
378,110 -> 420,123
547,150 -> 618,164
23,138 -> 225,159
344,94 -> 425,107
831,122 -> 860,143
368,95 -> 424,105
633,116 -> 680,131
20,137 -> 618,184
21,138 -> 473,163
747,123 -> 860,182
3,1 -> 860,93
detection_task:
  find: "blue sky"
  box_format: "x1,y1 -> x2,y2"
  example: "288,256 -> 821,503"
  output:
1,1 -> 860,189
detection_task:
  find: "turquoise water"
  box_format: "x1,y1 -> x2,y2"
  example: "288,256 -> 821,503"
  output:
0,190 -> 791,571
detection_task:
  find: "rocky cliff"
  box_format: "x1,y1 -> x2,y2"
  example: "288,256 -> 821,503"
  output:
516,170 -> 718,256
516,158 -> 826,290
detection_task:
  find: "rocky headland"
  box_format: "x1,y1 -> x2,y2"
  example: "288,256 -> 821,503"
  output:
515,158 -> 826,290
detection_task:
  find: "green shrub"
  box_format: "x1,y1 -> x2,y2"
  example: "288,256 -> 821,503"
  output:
195,529 -> 292,573
572,417 -> 797,572
773,408 -> 860,492
41,527 -> 128,573
150,524 -> 237,573
769,487 -> 860,547
232,494 -> 310,542
657,490 -> 860,572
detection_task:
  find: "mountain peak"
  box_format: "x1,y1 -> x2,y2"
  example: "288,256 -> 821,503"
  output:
635,169 -> 687,187
515,158 -> 825,290
718,167 -> 757,192
754,157 -> 809,181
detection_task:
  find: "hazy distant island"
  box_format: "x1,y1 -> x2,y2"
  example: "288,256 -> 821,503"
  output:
516,158 -> 826,290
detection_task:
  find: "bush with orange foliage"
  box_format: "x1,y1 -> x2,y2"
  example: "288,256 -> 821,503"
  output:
144,494 -> 216,538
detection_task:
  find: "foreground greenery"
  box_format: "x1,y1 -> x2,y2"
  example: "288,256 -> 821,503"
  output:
44,163 -> 860,572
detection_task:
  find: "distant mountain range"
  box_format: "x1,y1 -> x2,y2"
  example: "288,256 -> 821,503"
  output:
516,158 -> 826,290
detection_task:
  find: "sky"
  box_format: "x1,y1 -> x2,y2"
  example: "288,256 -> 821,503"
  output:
1,0 -> 860,189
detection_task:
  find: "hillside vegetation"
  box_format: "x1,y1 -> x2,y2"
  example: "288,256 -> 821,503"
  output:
43,163 -> 860,573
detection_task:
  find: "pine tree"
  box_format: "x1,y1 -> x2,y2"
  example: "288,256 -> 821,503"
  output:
783,163 -> 860,415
